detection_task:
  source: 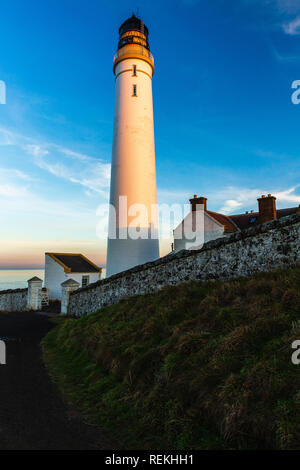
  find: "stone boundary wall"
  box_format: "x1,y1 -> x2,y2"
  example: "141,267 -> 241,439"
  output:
0,288 -> 28,312
68,213 -> 300,317
0,277 -> 49,313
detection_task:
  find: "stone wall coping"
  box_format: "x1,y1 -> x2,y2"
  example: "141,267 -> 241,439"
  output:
61,278 -> 80,287
0,288 -> 28,295
70,213 -> 300,296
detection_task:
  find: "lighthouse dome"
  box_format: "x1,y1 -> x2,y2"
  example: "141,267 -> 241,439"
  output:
118,14 -> 150,50
119,14 -> 149,38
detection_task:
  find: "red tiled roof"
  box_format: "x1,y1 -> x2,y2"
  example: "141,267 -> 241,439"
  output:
229,207 -> 298,231
229,212 -> 259,231
206,211 -> 239,233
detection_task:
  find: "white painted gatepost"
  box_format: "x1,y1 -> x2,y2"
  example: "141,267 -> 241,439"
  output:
27,277 -> 44,310
61,279 -> 80,315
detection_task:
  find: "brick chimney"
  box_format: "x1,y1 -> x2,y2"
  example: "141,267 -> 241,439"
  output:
189,195 -> 207,212
257,194 -> 277,224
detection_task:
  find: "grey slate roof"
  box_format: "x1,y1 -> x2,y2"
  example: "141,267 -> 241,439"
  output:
46,253 -> 101,273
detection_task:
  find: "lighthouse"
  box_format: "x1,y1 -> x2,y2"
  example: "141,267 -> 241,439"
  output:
106,15 -> 159,277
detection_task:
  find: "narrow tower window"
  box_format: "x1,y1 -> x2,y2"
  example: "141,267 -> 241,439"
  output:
133,65 -> 137,76
132,84 -> 137,97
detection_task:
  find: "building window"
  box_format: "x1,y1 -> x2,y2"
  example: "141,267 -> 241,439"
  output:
132,65 -> 137,76
82,275 -> 90,288
132,84 -> 137,97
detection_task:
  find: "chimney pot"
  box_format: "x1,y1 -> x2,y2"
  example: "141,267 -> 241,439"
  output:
189,195 -> 207,211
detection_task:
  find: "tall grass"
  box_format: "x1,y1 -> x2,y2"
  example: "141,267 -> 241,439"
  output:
42,267 -> 300,449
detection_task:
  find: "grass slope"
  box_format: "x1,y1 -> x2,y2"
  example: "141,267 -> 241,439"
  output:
42,268 -> 300,450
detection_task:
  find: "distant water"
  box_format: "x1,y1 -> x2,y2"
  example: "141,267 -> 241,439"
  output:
0,268 -> 106,291
0,270 -> 44,291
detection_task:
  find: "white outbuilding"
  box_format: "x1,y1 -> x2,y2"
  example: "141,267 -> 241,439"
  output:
173,196 -> 238,252
45,253 -> 102,300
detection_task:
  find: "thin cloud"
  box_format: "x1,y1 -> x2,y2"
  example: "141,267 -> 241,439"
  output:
0,125 -> 111,197
54,146 -> 95,162
159,183 -> 300,216
0,167 -> 33,181
34,152 -> 111,197
270,43 -> 300,62
0,183 -> 28,198
276,0 -> 300,15
220,199 -> 244,214
0,167 -> 34,199
0,166 -> 95,219
275,0 -> 300,35
25,144 -> 49,158
254,149 -> 293,159
238,0 -> 300,37
219,186 -> 300,214
0,126 -> 19,146
283,16 -> 300,35
274,186 -> 300,203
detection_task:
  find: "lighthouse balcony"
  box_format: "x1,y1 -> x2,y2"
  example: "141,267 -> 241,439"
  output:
113,44 -> 154,74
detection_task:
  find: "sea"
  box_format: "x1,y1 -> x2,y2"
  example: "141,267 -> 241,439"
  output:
0,270 -> 45,291
0,268 -> 107,291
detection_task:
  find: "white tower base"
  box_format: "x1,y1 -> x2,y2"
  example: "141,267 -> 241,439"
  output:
107,234 -> 159,277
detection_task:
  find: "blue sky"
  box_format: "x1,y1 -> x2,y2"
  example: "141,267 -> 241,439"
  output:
0,0 -> 300,268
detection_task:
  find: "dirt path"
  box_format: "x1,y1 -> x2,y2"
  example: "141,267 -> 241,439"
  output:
0,312 -> 114,450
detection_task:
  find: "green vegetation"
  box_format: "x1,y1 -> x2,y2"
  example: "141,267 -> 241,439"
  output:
42,267 -> 300,449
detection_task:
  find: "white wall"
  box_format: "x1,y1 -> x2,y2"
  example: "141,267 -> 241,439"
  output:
45,255 -> 67,300
65,272 -> 100,288
174,212 -> 225,252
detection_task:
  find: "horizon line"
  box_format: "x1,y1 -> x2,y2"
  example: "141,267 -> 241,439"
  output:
0,266 -> 45,270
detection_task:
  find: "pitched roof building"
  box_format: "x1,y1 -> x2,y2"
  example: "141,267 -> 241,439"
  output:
173,194 -> 300,252
45,253 -> 102,300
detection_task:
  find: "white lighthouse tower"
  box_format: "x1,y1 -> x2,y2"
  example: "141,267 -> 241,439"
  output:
106,15 -> 159,277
